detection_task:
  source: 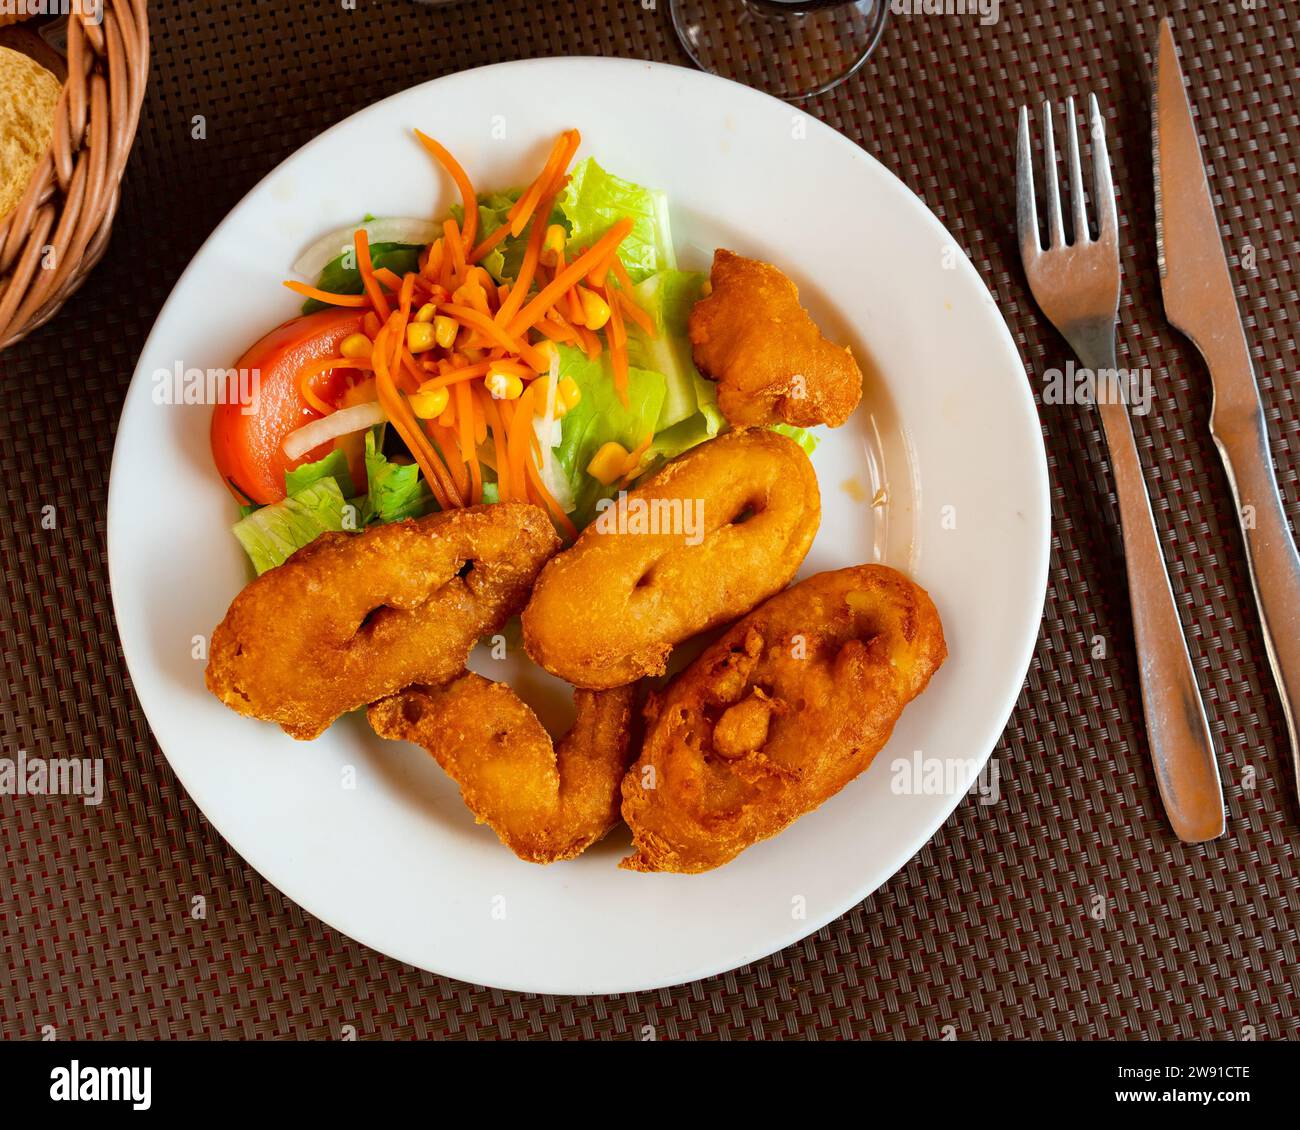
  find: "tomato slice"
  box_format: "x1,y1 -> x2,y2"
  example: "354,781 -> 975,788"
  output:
212,308 -> 365,504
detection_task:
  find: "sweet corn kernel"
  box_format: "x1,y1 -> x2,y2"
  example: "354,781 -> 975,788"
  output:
485,367 -> 524,400
532,373 -> 582,419
407,322 -> 436,353
339,333 -> 372,360
434,315 -> 458,349
587,441 -> 630,485
579,288 -> 611,331
413,303 -> 436,324
541,224 -> 567,266
558,376 -> 581,411
409,385 -> 450,419
531,339 -> 559,372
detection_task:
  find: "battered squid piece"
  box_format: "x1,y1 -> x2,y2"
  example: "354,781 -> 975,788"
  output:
621,565 -> 947,874
368,674 -> 638,864
689,249 -> 864,429
205,503 -> 560,740
522,428 -> 821,689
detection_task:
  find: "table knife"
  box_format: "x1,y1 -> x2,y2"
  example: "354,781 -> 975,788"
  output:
1154,17 -> 1300,805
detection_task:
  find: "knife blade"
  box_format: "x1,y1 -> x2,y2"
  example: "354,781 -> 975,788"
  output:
1154,17 -> 1300,806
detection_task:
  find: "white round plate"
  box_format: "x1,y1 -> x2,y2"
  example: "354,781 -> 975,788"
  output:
109,58 -> 1048,995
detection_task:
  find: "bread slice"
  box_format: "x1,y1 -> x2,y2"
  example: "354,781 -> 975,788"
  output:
0,45 -> 60,220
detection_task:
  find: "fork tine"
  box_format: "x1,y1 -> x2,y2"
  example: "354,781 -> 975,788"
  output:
1089,94 -> 1117,243
1040,102 -> 1065,248
1015,106 -> 1040,259
1064,96 -> 1089,243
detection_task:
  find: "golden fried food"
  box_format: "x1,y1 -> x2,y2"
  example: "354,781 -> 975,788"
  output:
368,674 -> 637,864
206,503 -> 560,740
621,565 -> 946,873
522,428 -> 821,689
689,249 -> 863,429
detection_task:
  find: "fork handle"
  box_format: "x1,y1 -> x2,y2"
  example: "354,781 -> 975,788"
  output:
1080,338 -> 1225,842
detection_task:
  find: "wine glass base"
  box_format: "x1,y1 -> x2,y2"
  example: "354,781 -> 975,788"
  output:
670,0 -> 889,102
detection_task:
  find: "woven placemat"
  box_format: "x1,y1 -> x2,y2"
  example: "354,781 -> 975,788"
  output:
2,0 -> 1297,1040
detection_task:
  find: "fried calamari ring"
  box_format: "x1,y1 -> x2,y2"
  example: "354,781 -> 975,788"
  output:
521,428 -> 821,689
689,249 -> 863,429
621,565 -> 947,873
368,674 -> 638,864
206,503 -> 560,740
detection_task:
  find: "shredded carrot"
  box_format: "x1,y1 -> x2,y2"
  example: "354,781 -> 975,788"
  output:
520,448 -> 579,539
609,257 -> 641,300
468,221 -> 511,265
507,386 -> 534,505
585,248 -> 617,290
442,303 -> 548,370
299,371 -> 335,416
533,314 -> 577,345
429,421 -> 470,499
612,286 -> 655,336
387,285 -> 416,394
544,129 -> 582,194
281,281 -> 371,308
354,229 -> 393,321
363,311 -> 382,337
608,292 -> 629,407
508,129 -> 578,237
413,129 -> 479,249
472,392 -> 487,445
559,257 -> 586,325
619,430 -> 654,487
454,379 -> 483,504
397,347 -> 427,394
373,323 -> 462,509
417,361 -> 492,392
494,190 -> 557,329
478,388 -> 513,501
443,218 -> 467,289
574,323 -> 602,360
423,238 -> 445,281
296,356 -> 375,416
507,218 -> 633,336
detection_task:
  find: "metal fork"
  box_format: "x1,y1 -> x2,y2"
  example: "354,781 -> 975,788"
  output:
1017,95 -> 1224,842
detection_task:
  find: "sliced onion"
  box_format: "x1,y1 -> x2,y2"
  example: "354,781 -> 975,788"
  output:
533,415 -> 574,513
283,402 -> 387,462
292,218 -> 442,279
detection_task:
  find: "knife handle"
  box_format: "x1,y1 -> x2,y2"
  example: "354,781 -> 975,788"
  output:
1213,406 -> 1300,794
1082,340 -> 1225,841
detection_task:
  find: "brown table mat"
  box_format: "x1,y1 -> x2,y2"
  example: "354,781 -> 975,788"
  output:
2,0 -> 1298,1040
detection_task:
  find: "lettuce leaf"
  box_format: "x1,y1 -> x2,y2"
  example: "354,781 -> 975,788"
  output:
232,478 -> 351,575
550,344 -> 666,525
284,448 -> 355,497
559,158 -> 674,283
301,242 -> 421,314
628,269 -> 722,434
770,423 -> 820,457
454,191 -> 566,283
363,427 -> 433,522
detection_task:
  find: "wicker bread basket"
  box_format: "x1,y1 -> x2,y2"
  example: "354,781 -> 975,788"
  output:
0,0 -> 148,350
